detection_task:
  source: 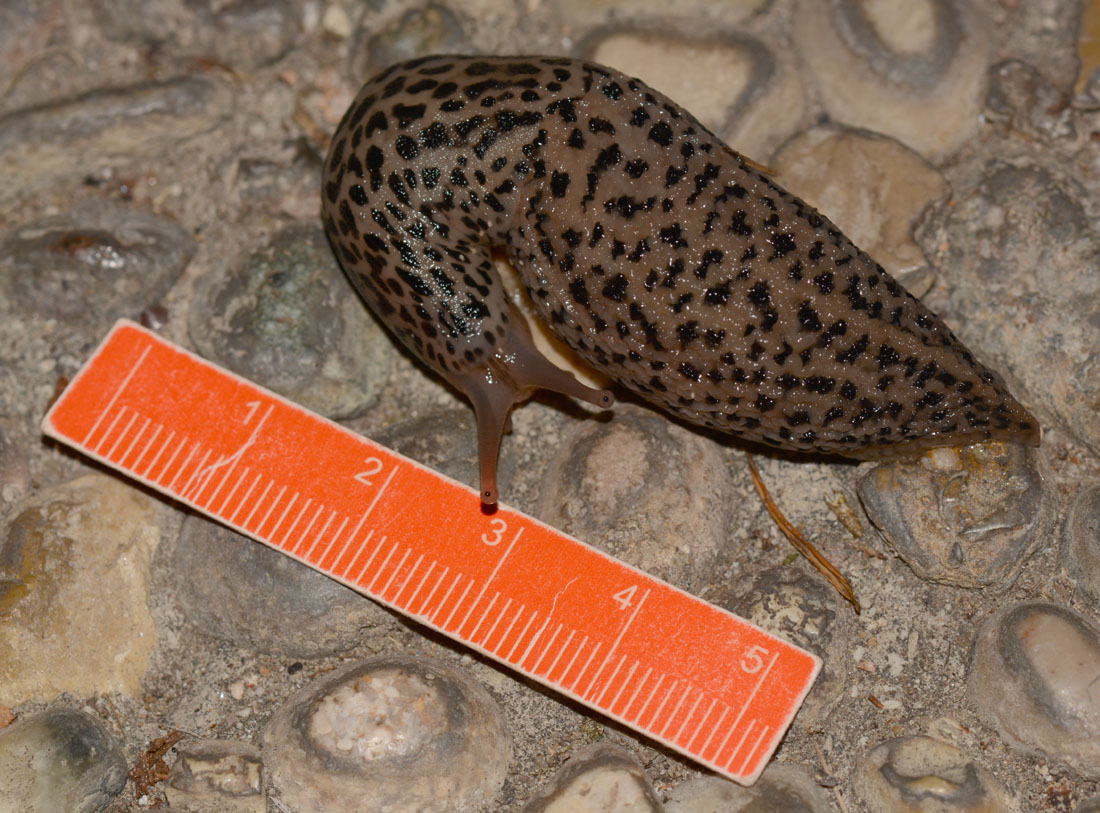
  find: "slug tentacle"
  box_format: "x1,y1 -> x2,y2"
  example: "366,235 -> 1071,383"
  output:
322,55 -> 1039,504
447,307 -> 613,504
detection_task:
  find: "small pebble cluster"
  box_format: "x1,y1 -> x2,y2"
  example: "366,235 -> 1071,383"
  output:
2,1 -> 1100,811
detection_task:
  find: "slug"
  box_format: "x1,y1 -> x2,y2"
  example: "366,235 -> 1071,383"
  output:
321,55 -> 1039,504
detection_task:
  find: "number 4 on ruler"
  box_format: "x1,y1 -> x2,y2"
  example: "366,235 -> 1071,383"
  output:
42,320 -> 821,785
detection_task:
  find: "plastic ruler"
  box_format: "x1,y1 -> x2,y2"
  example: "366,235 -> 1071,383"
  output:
42,319 -> 820,785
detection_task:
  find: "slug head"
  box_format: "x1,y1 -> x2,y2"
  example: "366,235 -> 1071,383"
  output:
444,307 -> 613,505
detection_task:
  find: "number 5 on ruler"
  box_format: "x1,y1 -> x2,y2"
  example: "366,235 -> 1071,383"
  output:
42,320 -> 820,785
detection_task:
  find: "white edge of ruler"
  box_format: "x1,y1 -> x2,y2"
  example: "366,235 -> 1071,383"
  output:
41,317 -> 823,785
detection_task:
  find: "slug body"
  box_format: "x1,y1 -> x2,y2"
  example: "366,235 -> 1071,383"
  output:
322,55 -> 1039,503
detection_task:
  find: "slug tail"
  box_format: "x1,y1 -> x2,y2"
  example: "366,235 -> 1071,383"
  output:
448,309 -> 614,505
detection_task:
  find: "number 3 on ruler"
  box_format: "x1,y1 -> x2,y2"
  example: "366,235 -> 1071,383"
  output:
481,518 -> 507,546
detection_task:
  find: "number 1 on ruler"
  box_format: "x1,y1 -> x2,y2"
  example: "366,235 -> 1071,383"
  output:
42,320 -> 820,785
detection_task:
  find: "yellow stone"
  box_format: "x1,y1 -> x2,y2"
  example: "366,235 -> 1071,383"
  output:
0,474 -> 160,705
1077,0 -> 1100,93
773,127 -> 947,276
591,34 -> 754,134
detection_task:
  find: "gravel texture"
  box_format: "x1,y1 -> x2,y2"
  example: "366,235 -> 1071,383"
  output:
2,1 -> 1099,811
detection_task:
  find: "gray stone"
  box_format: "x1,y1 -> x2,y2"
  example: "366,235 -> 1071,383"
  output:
794,0 -> 991,159
968,601 -> 1100,778
0,77 -> 233,204
0,423 -> 31,507
858,441 -> 1054,588
773,126 -> 947,280
522,742 -> 660,812
853,734 -> 1016,812
721,565 -> 850,726
264,656 -> 511,812
165,513 -> 395,658
1062,486 -> 1100,602
553,0 -> 767,32
349,4 -> 466,83
916,159 -> 1100,457
538,411 -> 732,592
665,763 -> 832,812
998,0 -> 1083,89
985,60 -> 1076,143
0,708 -> 127,813
0,201 -> 193,332
0,3 -> 108,116
0,1 -> 60,97
188,224 -> 394,420
91,0 -> 299,69
165,739 -> 265,813
579,27 -> 803,160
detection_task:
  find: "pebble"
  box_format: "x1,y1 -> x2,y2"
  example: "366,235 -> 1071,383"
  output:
263,656 -> 511,812
374,409 -> 514,496
1061,485 -> 1100,602
857,441 -> 1054,588
0,708 -> 127,812
720,564 -> 850,725
320,4 -> 352,40
1078,795 -> 1100,813
1079,0 -> 1100,94
165,513 -> 395,658
537,411 -> 732,592
917,159 -> 1100,457
0,474 -> 159,705
0,0 -> 58,87
0,424 -> 31,506
138,302 -> 171,331
231,154 -> 324,222
188,224 -> 394,420
557,0 -> 768,29
521,743 -> 660,812
165,739 -> 265,813
794,0 -> 990,158
0,201 -> 194,335
585,30 -> 758,135
852,734 -> 1016,812
773,126 -> 947,280
0,76 -> 233,205
985,59 -> 1076,143
1001,0 -> 1083,90
349,4 -> 467,82
91,0 -> 299,69
581,29 -> 806,160
664,762 -> 832,812
968,601 -> 1100,778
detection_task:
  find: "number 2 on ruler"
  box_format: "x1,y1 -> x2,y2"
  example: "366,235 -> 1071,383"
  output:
354,458 -> 385,487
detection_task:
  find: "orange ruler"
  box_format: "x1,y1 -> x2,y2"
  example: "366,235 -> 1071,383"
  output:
42,319 -> 819,785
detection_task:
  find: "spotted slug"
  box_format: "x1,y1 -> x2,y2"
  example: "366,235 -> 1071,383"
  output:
322,55 -> 1039,504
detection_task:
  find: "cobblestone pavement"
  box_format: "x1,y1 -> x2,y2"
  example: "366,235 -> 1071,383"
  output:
2,1 -> 1100,810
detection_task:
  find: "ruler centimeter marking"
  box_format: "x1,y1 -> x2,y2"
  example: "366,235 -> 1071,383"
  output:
42,319 -> 820,785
